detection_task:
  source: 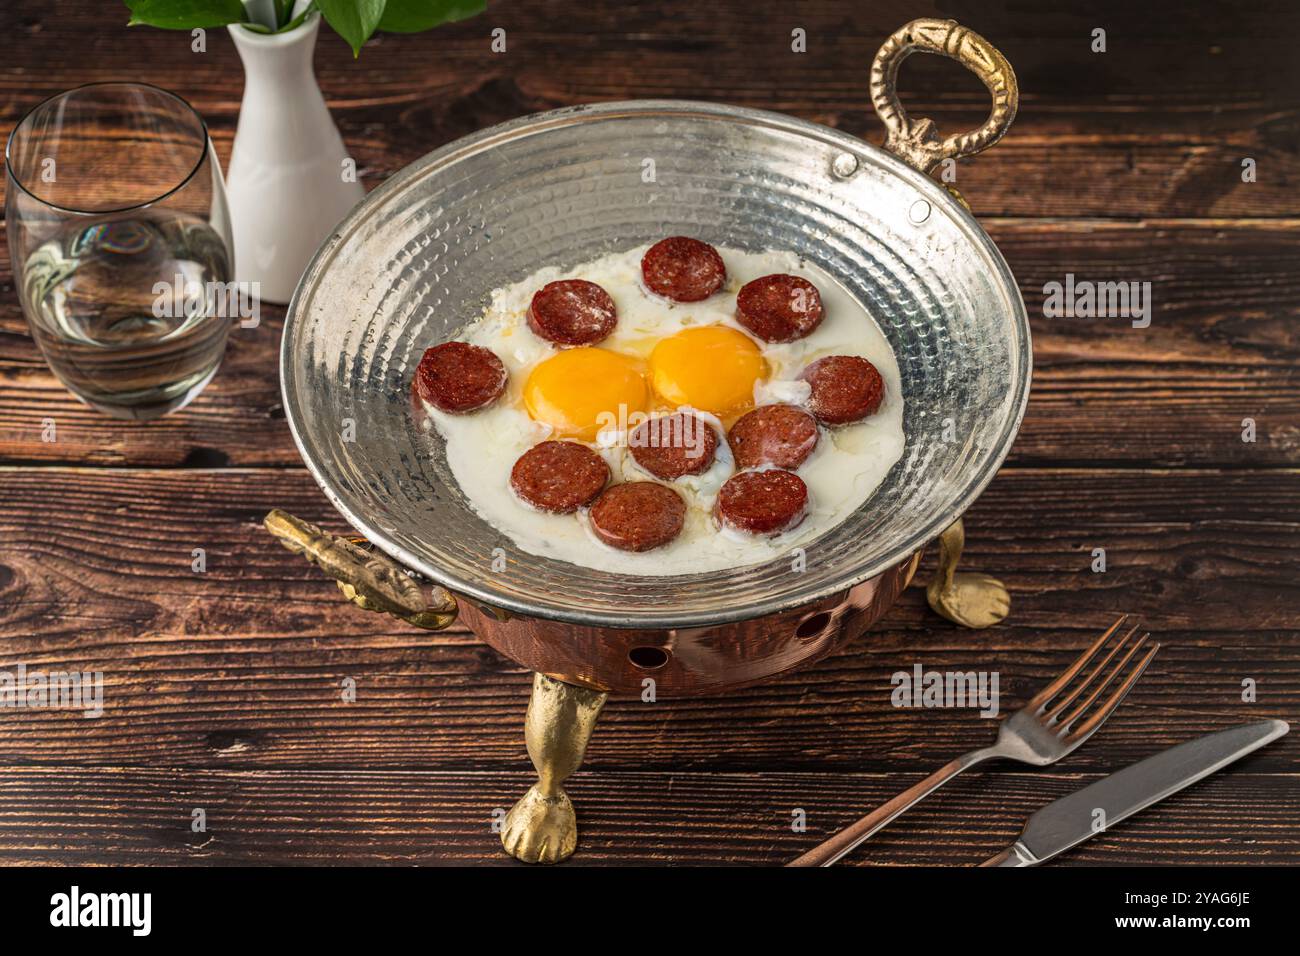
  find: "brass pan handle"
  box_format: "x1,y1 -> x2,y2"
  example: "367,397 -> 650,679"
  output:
871,18 -> 1018,176
264,509 -> 458,630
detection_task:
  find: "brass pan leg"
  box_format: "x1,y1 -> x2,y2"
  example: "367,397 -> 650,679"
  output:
925,517 -> 1010,629
502,672 -> 608,864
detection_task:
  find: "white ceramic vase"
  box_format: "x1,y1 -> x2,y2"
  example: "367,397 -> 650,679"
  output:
226,12 -> 365,304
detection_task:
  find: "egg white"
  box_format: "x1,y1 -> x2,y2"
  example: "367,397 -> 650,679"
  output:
421,244 -> 905,575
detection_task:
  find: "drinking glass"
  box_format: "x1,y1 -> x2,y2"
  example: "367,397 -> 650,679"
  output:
6,83 -> 235,420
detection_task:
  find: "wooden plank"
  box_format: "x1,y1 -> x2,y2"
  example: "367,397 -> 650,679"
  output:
0,766 -> 1293,866
1,467 -> 1295,773
5,1 -> 1300,107
0,303 -> 292,467
0,0 -> 1294,870
2,221 -> 1296,467
991,219 -> 1300,467
1,3 -> 1299,218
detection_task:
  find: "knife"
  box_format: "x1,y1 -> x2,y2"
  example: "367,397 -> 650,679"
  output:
981,719 -> 1289,866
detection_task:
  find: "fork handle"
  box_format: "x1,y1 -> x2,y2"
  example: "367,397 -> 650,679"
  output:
787,747 -> 999,866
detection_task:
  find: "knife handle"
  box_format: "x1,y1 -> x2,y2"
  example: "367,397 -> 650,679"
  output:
979,842 -> 1037,867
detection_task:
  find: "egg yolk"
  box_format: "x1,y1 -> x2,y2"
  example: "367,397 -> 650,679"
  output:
649,326 -> 767,418
524,347 -> 648,440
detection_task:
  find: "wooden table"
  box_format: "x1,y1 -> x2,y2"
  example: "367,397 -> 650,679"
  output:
1,1 -> 1296,866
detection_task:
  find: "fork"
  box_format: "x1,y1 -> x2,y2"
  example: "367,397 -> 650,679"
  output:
788,616 -> 1159,867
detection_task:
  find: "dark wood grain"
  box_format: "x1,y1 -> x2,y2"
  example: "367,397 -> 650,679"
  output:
2,2 -> 1300,220
0,0 -> 1296,866
1,467 -> 1295,778
0,767 -> 1294,866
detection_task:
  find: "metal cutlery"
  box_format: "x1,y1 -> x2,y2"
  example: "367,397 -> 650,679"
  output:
983,719 -> 1289,865
789,615 -> 1158,866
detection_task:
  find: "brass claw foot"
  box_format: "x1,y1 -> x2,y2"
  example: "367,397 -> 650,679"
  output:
926,517 -> 1011,629
503,672 -> 607,864
502,786 -> 577,864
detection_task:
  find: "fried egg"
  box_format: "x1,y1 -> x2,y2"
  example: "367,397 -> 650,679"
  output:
421,244 -> 906,575
523,347 -> 648,440
649,326 -> 767,417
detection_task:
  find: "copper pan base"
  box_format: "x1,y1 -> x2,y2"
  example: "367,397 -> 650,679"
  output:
262,508 -> 1007,865
458,553 -> 921,698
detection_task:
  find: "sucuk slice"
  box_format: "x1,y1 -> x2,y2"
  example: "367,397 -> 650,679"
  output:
413,341 -> 508,414
641,236 -> 727,303
510,441 -> 610,514
629,412 -> 718,480
735,273 -> 824,342
527,279 -> 618,346
588,481 -> 687,552
799,355 -> 885,425
716,469 -> 809,536
727,404 -> 819,470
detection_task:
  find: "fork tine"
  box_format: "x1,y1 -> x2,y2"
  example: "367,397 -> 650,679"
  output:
1055,630 -> 1148,729
1028,614 -> 1129,710
1066,639 -> 1161,740
1043,622 -> 1142,721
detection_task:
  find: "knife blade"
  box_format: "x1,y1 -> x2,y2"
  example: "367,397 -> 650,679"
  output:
981,719 -> 1289,866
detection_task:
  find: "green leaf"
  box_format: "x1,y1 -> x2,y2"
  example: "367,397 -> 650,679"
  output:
378,0 -> 484,33
124,0 -> 248,29
276,2 -> 317,33
316,0 -> 386,56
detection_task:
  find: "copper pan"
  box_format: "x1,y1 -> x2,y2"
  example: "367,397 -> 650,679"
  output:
267,18 -> 1028,862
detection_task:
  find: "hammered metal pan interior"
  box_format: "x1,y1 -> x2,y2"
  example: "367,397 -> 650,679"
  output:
281,99 -> 1030,629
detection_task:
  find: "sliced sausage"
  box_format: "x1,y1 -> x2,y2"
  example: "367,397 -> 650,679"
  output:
527,279 -> 618,346
641,237 -> 727,303
716,470 -> 809,536
589,482 -> 687,552
413,341 -> 508,414
799,355 -> 885,425
629,412 -> 718,480
728,404 -> 819,470
735,274 -> 824,342
510,441 -> 610,514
